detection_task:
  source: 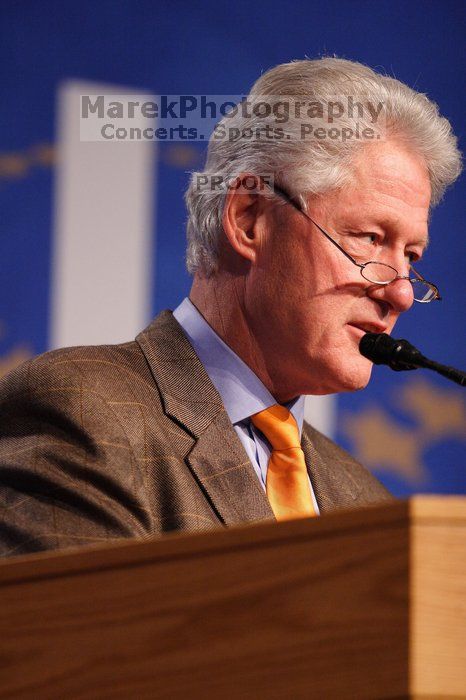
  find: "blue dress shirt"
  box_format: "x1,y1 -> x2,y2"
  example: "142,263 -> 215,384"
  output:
173,298 -> 320,514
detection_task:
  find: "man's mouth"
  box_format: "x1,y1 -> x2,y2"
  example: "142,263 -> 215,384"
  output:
348,322 -> 388,335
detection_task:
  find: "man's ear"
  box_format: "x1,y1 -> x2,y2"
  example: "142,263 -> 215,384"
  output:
222,174 -> 265,264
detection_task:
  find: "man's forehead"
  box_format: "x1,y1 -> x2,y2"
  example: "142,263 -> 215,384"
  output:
349,141 -> 432,207
314,182 -> 431,227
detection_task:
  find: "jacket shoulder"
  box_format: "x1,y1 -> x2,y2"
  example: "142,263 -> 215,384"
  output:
0,340 -> 161,556
0,340 -> 152,399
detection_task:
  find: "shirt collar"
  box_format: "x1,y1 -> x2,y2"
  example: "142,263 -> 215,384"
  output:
173,298 -> 304,433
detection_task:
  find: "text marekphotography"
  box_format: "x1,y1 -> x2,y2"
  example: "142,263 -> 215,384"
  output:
80,94 -> 387,143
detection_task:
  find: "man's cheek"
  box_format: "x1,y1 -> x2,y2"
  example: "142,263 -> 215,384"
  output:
387,314 -> 399,333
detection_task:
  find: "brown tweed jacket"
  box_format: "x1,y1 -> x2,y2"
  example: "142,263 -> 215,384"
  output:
0,311 -> 392,557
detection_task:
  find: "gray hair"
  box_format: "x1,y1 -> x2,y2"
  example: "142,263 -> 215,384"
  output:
185,57 -> 462,276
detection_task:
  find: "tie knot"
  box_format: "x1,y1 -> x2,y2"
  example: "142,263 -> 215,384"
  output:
250,404 -> 301,451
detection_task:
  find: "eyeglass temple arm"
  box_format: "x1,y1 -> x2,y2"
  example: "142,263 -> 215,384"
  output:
271,183 -> 362,267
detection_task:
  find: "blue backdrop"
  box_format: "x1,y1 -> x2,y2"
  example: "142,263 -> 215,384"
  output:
1,0 -> 464,496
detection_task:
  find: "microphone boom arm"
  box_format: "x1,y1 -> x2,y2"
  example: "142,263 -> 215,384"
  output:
359,333 -> 466,387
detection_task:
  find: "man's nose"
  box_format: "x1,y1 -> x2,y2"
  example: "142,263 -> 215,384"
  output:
366,276 -> 415,313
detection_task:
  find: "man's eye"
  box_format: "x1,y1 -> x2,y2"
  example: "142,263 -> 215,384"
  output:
406,251 -> 420,264
356,232 -> 378,245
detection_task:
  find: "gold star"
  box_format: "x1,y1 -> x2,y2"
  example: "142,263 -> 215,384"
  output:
342,405 -> 427,484
0,346 -> 32,380
398,377 -> 466,441
31,143 -> 55,168
0,153 -> 29,179
0,143 -> 55,182
162,144 -> 202,168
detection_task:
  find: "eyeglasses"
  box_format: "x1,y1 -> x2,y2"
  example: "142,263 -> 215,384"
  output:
271,184 -> 441,303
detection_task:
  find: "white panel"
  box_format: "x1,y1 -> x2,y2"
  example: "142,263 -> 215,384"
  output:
50,81 -> 156,348
304,394 -> 336,438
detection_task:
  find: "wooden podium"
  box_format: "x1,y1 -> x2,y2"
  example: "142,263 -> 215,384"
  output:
0,496 -> 465,699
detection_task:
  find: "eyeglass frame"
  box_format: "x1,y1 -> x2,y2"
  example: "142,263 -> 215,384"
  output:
269,183 -> 441,303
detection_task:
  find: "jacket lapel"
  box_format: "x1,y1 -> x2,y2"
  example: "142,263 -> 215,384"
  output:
136,311 -> 274,526
301,427 -> 363,514
188,414 -> 275,526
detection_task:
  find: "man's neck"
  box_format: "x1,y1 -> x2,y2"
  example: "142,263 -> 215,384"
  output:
189,275 -> 297,404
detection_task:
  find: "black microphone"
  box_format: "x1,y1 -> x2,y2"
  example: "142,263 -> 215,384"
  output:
359,333 -> 466,387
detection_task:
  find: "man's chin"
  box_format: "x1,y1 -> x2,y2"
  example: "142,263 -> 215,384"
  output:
277,355 -> 373,397
300,370 -> 372,396
340,364 -> 373,392
323,359 -> 373,394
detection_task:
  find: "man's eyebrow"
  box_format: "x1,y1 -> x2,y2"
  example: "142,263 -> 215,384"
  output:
413,235 -> 430,250
376,217 -> 430,250
355,227 -> 430,251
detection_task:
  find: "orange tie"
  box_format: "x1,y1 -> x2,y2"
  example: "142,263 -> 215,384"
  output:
250,404 -> 316,521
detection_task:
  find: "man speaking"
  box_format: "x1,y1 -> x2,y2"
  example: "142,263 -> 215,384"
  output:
0,57 -> 461,556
